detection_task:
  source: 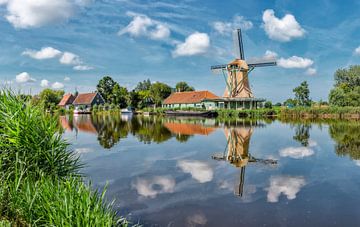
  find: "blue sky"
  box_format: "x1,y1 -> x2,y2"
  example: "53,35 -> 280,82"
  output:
1,0 -> 360,102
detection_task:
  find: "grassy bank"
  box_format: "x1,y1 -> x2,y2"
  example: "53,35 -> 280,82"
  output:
279,106 -> 360,119
0,91 -> 127,226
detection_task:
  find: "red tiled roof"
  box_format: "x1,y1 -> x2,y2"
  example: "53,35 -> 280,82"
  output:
163,91 -> 219,104
58,94 -> 75,106
73,93 -> 97,105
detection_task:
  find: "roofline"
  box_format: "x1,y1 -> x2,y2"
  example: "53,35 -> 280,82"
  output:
73,92 -> 99,105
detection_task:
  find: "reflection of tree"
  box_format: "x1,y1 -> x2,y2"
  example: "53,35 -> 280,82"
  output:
329,122 -> 360,160
91,114 -> 129,149
293,123 -> 311,146
131,117 -> 172,144
175,134 -> 192,143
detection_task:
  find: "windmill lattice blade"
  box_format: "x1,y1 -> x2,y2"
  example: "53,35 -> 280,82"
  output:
247,59 -> 277,68
233,29 -> 245,60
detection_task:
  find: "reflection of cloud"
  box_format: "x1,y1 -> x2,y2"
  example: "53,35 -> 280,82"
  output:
308,139 -> 318,147
177,160 -> 213,183
132,176 -> 175,198
186,213 -> 207,226
266,176 -> 306,203
354,160 -> 360,166
279,147 -> 314,159
75,147 -> 94,154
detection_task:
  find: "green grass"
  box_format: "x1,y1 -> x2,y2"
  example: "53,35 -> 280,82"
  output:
0,90 -> 128,226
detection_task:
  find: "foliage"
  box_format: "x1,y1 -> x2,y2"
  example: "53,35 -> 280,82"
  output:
283,98 -> 297,107
0,90 -> 127,226
96,76 -> 117,103
32,88 -> 64,110
175,81 -> 195,92
329,65 -> 360,107
264,101 -> 272,109
293,81 -> 311,106
134,79 -> 152,92
150,82 -> 172,107
112,83 -> 128,108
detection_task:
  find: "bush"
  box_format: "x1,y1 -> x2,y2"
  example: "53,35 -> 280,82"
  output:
264,101 -> 272,109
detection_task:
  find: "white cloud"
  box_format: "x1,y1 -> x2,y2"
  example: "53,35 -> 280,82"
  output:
59,52 -> 81,65
4,0 -> 81,29
0,0 -> 8,5
354,46 -> 360,56
40,79 -> 49,87
64,76 -> 71,81
177,160 -> 213,183
51,81 -> 64,89
132,176 -> 175,198
73,65 -> 93,71
306,67 -> 317,75
262,9 -> 306,42
118,12 -> 170,40
213,15 -> 253,35
279,147 -> 314,159
172,32 -> 210,57
266,176 -> 306,203
15,72 -> 35,83
278,56 -> 313,68
22,46 -> 61,60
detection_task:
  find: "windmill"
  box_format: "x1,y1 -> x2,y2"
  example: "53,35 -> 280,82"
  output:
211,29 -> 276,100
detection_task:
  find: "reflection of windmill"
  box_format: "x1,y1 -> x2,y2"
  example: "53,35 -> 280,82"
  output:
211,29 -> 276,108
212,126 -> 277,196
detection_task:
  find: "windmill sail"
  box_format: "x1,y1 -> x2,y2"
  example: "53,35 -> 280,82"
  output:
233,29 -> 245,60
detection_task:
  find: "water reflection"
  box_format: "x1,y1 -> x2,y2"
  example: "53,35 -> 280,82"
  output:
211,121 -> 277,196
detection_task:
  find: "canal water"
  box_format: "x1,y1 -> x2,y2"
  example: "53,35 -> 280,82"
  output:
61,114 -> 360,226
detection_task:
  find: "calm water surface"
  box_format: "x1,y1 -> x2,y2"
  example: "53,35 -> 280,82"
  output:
61,114 -> 360,227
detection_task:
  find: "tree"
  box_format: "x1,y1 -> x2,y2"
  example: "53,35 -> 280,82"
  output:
126,90 -> 141,108
135,79 -> 152,92
35,89 -> 64,110
96,76 -> 117,102
175,81 -> 195,92
264,101 -> 272,109
150,82 -> 172,107
329,65 -> 360,106
293,81 -> 311,106
112,83 -> 128,108
283,98 -> 297,107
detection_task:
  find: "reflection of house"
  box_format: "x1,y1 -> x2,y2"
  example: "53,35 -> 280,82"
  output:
58,94 -> 76,109
73,115 -> 98,134
164,122 -> 216,136
59,115 -> 73,131
162,91 -> 219,110
58,92 -> 105,111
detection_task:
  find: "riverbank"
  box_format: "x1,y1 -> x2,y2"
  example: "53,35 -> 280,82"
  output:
0,91 -> 128,226
140,106 -> 360,120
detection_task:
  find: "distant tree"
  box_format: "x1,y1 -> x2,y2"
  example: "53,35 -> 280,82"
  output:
274,102 -> 282,107
126,90 -> 141,108
264,101 -> 272,109
150,82 -> 172,107
35,89 -> 64,110
293,81 -> 311,106
112,83 -> 128,108
283,98 -> 297,107
135,79 -> 152,92
175,81 -> 195,92
329,66 -> 360,106
96,76 -> 117,102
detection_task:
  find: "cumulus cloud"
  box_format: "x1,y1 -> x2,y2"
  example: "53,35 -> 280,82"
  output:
306,67 -> 317,75
278,56 -> 313,68
172,32 -> 210,57
73,65 -> 93,71
177,160 -> 213,183
15,72 -> 35,83
279,147 -> 314,159
132,176 -> 175,198
22,46 -> 61,60
51,81 -> 64,89
354,46 -> 360,56
118,12 -> 170,40
3,0 -> 89,29
262,9 -> 305,42
266,175 -> 306,203
213,15 -> 253,35
40,79 -> 49,87
59,52 -> 81,65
